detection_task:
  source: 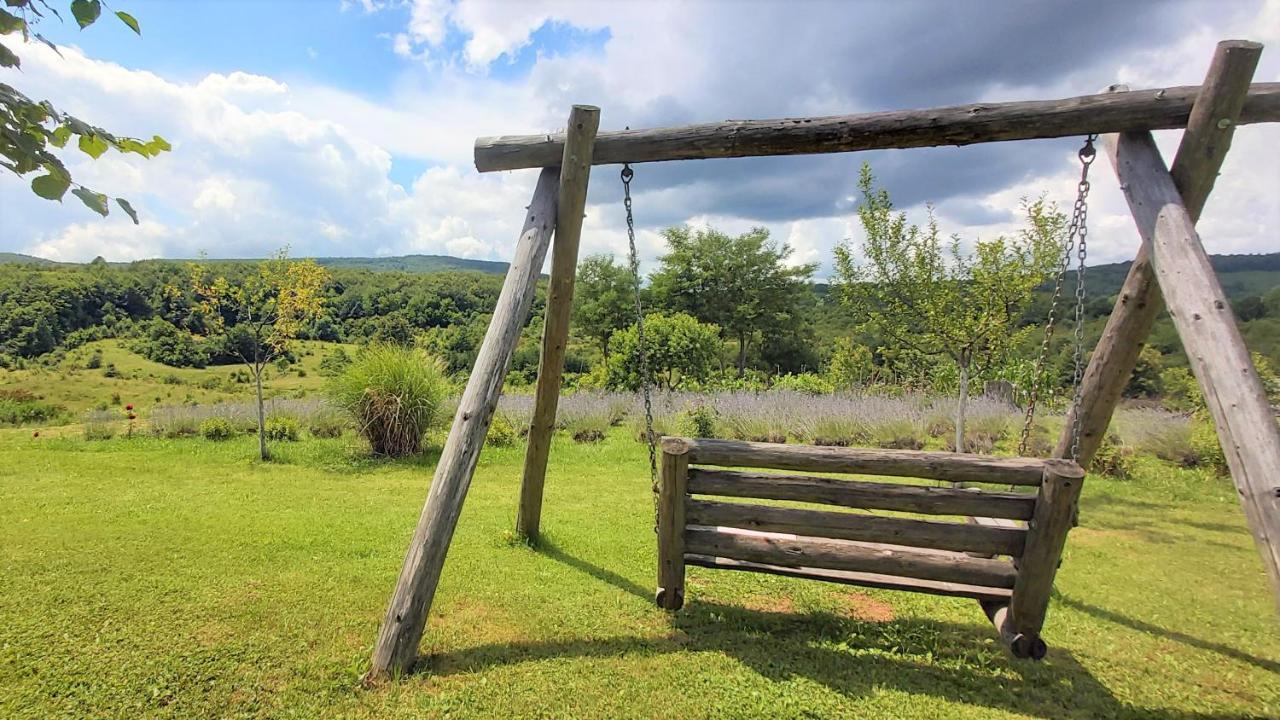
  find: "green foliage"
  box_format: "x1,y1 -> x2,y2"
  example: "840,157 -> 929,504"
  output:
650,225 -> 817,374
1090,434 -> 1136,479
826,339 -> 874,390
327,345 -> 450,457
772,372 -> 833,395
128,318 -> 207,368
678,402 -> 718,438
317,347 -> 351,376
573,254 -> 634,360
199,417 -> 237,441
607,312 -> 720,391
1,2 -> 165,217
485,412 -> 519,447
1160,367 -> 1203,412
1189,419 -> 1228,475
1124,345 -> 1163,397
0,388 -> 64,426
263,416 -> 300,442
835,165 -> 1063,440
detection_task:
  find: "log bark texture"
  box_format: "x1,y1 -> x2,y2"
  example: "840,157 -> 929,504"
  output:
684,527 -> 1018,588
474,82 -> 1280,171
1009,460 -> 1085,642
368,168 -> 559,680
656,445 -> 690,610
667,437 -> 1045,486
686,498 -> 1026,556
517,105 -> 600,539
687,468 -> 1036,520
1056,40 -> 1263,467
1104,128 -> 1280,604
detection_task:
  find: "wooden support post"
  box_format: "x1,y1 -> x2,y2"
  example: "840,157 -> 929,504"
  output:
1103,128 -> 1280,604
1055,40 -> 1262,468
656,441 -> 689,610
1007,459 -> 1084,656
367,168 -> 560,681
517,105 -> 601,540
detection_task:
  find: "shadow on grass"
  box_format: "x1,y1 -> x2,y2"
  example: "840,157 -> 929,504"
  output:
537,538 -> 651,602
1056,593 -> 1280,674
418,545 -> 1261,719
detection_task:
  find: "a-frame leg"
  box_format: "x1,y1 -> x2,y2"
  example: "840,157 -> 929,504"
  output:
1054,40 -> 1261,468
517,105 -> 601,540
1103,128 -> 1280,606
367,168 -> 560,681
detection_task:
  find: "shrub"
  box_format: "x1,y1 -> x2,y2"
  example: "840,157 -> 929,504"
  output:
486,413 -> 519,447
0,389 -> 65,427
318,347 -> 352,377
327,345 -> 450,457
264,416 -> 300,442
1091,434 -> 1136,479
129,318 -> 208,368
102,363 -> 120,378
1189,420 -> 1227,475
200,417 -> 237,441
82,409 -> 118,440
678,403 -> 718,438
85,350 -> 103,369
772,372 -> 833,395
308,413 -> 346,439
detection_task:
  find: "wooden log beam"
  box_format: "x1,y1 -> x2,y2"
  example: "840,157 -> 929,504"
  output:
685,554 -> 1012,602
687,468 -> 1036,520
367,168 -> 560,681
668,436 -> 1045,486
473,81 -> 1280,171
517,105 -> 601,540
1009,460 -> 1085,644
656,444 -> 690,610
1104,129 -> 1280,603
686,498 -> 1026,556
684,527 -> 1018,588
1056,40 -> 1263,467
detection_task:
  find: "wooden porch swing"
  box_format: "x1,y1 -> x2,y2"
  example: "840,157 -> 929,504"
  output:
366,40 -> 1280,679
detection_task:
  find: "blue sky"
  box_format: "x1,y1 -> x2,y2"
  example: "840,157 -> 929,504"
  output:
1,0 -> 1277,270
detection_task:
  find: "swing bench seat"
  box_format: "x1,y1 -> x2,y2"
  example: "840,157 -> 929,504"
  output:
655,436 -> 1083,659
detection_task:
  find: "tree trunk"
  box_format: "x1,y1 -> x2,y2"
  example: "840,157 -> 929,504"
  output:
736,332 -> 748,377
955,361 -> 970,456
254,364 -> 267,461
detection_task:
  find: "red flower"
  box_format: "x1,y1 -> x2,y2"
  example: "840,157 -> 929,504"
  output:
32,431 -> 40,438
125,404 -> 134,411
127,413 -> 137,421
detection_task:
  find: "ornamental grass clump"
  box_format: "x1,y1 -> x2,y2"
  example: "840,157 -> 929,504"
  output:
328,346 -> 449,457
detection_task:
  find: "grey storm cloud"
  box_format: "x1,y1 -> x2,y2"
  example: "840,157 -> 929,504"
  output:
565,0 -> 1261,229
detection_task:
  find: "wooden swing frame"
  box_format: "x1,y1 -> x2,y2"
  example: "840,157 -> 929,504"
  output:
368,39 -> 1280,679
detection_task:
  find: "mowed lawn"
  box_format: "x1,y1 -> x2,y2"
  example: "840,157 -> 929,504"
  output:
1,430 -> 1277,719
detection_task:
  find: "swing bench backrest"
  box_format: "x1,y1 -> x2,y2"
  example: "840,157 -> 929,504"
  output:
655,436 -> 1084,658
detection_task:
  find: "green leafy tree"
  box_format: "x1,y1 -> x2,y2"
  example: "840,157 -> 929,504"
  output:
650,226 -> 817,375
827,337 -> 875,390
607,312 -> 720,391
1,1 -> 168,219
835,165 -> 1062,453
572,253 -> 633,361
184,252 -> 329,459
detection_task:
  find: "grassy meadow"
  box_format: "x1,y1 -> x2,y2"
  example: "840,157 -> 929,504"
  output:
1,346 -> 1277,719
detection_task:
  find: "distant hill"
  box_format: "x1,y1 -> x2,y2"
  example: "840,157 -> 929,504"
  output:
0,252 -> 511,275
312,254 -> 509,275
0,252 -> 60,266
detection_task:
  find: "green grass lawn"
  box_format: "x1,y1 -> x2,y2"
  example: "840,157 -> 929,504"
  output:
1,429 -> 1276,719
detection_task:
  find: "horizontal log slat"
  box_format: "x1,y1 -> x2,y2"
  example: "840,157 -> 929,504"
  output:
685,527 -> 1018,588
687,468 -> 1036,520
667,437 -> 1045,486
686,498 -> 1026,556
684,554 -> 1013,602
474,82 -> 1280,171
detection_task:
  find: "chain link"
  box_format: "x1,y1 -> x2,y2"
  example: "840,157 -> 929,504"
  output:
1017,135 -> 1096,460
622,164 -> 659,529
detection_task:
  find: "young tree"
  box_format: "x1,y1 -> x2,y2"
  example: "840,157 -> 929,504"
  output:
649,226 -> 817,375
185,253 -> 329,459
572,254 -> 633,361
607,312 -> 720,391
1,2 -> 169,218
835,164 -> 1062,453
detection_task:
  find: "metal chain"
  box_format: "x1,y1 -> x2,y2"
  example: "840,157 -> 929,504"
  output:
1017,134 -> 1096,459
622,163 -> 659,529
